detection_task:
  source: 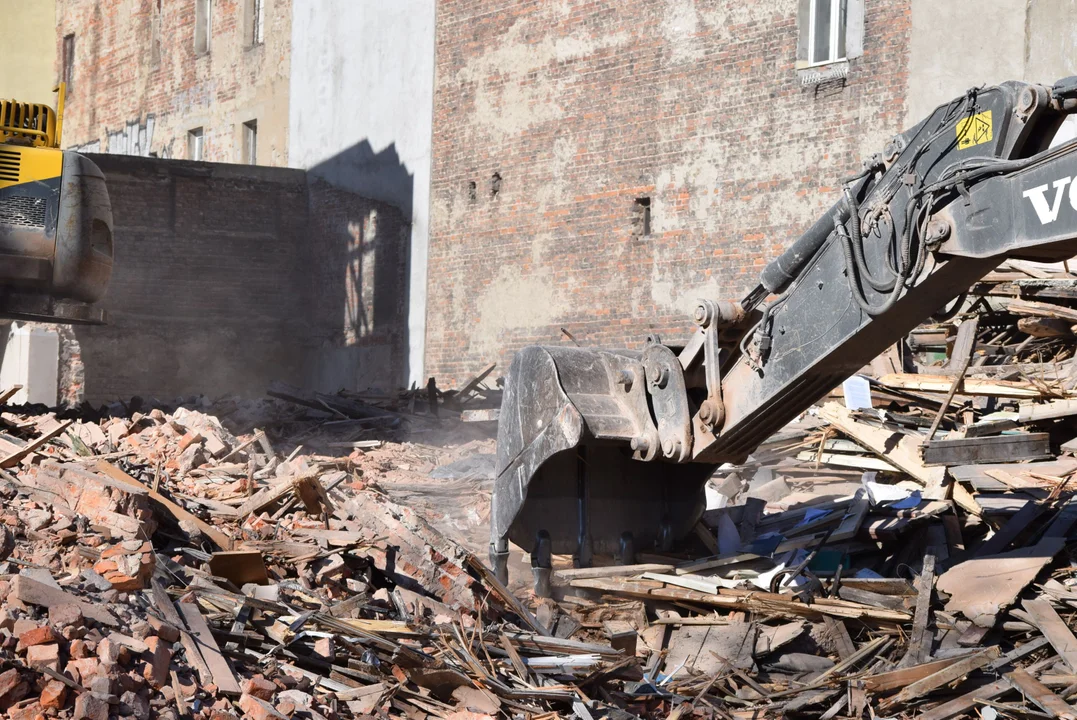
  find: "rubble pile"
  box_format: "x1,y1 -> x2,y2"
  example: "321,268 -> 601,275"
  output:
5,259 -> 1077,718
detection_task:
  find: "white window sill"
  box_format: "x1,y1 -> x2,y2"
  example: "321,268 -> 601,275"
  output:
797,60 -> 850,86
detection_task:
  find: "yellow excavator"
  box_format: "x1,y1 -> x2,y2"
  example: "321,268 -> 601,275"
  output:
0,84 -> 113,324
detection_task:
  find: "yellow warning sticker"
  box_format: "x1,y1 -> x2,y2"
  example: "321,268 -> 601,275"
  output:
956,110 -> 993,149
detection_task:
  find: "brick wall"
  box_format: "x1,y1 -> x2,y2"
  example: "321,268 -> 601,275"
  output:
72,155 -> 409,403
427,0 -> 911,384
57,0 -> 291,164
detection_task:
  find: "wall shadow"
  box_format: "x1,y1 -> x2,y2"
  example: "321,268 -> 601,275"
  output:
303,140 -> 414,395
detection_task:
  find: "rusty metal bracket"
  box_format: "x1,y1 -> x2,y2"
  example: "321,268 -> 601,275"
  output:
692,299 -> 744,433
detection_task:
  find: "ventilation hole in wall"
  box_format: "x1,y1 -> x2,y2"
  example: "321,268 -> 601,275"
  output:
633,196 -> 652,237
468,180 -> 477,202
490,172 -> 502,198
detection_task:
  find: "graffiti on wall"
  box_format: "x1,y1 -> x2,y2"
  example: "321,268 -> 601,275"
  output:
69,115 -> 171,158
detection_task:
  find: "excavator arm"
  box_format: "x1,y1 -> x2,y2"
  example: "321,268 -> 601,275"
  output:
491,79 -> 1077,582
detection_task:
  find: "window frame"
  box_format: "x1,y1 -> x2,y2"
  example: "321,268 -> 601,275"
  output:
242,120 -> 257,165
194,0 -> 212,55
807,0 -> 847,67
188,128 -> 204,161
251,0 -> 265,46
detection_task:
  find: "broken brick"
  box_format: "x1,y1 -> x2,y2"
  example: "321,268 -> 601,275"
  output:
242,676 -> 277,701
39,680 -> 67,711
16,625 -> 58,651
142,636 -> 171,688
73,692 -> 109,720
238,693 -> 287,720
25,644 -> 60,672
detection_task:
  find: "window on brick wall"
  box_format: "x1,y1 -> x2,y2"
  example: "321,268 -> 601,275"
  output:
243,120 -> 258,164
61,34 -> 75,89
633,197 -> 652,237
245,0 -> 264,46
796,0 -> 864,68
188,128 -> 204,161
194,0 -> 211,55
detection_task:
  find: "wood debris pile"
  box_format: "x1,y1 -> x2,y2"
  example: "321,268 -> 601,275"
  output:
4,260 -> 1077,718
0,388 -> 625,720
543,258 -> 1077,718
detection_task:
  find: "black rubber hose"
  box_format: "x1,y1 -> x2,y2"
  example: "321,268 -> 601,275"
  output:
843,190 -> 896,292
837,212 -> 906,317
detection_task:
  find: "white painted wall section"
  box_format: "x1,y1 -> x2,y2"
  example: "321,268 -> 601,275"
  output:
289,0 -> 436,387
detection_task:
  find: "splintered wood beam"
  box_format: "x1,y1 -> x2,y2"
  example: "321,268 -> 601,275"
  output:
819,403 -> 947,498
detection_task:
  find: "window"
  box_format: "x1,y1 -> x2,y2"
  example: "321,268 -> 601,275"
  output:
806,0 -> 846,66
188,128 -> 204,161
242,120 -> 257,164
246,0 -> 264,46
194,0 -> 211,55
633,197 -> 652,237
61,34 -> 75,88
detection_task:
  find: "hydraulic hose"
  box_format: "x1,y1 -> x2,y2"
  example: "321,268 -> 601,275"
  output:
842,189 -> 897,292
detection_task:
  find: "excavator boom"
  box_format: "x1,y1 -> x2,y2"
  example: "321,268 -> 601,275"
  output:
492,79 -> 1077,582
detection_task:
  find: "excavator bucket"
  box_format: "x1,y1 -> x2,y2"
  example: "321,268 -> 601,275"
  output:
490,345 -> 714,569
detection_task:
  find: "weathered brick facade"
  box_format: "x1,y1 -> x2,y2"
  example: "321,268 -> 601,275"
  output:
427,0 -> 911,384
57,0 -> 290,164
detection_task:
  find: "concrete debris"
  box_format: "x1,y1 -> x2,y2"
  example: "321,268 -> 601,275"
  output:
4,268 -> 1077,720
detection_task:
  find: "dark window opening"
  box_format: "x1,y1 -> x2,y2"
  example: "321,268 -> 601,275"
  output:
633,197 -> 652,237
490,172 -> 502,198
467,180 -> 477,202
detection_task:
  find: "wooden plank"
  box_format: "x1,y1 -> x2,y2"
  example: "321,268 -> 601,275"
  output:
1021,399 -> 1077,423
915,677 -> 1011,720
881,646 -> 1000,710
570,578 -> 911,622
1024,598 -> 1077,672
235,475 -> 300,519
1003,297 -> 1077,323
1046,496 -> 1077,538
944,317 -> 980,373
899,553 -> 936,668
0,419 -> 72,468
986,636 -> 1052,672
818,403 -> 947,498
878,372 -> 1053,399
822,617 -> 855,660
975,499 -> 1044,556
830,494 -> 870,542
795,450 -> 899,472
96,461 -> 232,550
1007,669 -> 1077,719
177,601 -> 243,696
837,587 -> 909,612
150,582 -> 212,686
865,652 -> 978,693
939,538 -> 1065,628
554,563 -> 675,581
922,433 -> 1052,466
11,575 -> 118,627
0,386 -> 21,404
1018,316 -> 1074,337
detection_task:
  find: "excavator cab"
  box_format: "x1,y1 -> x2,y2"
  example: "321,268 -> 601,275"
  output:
0,85 -> 113,324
